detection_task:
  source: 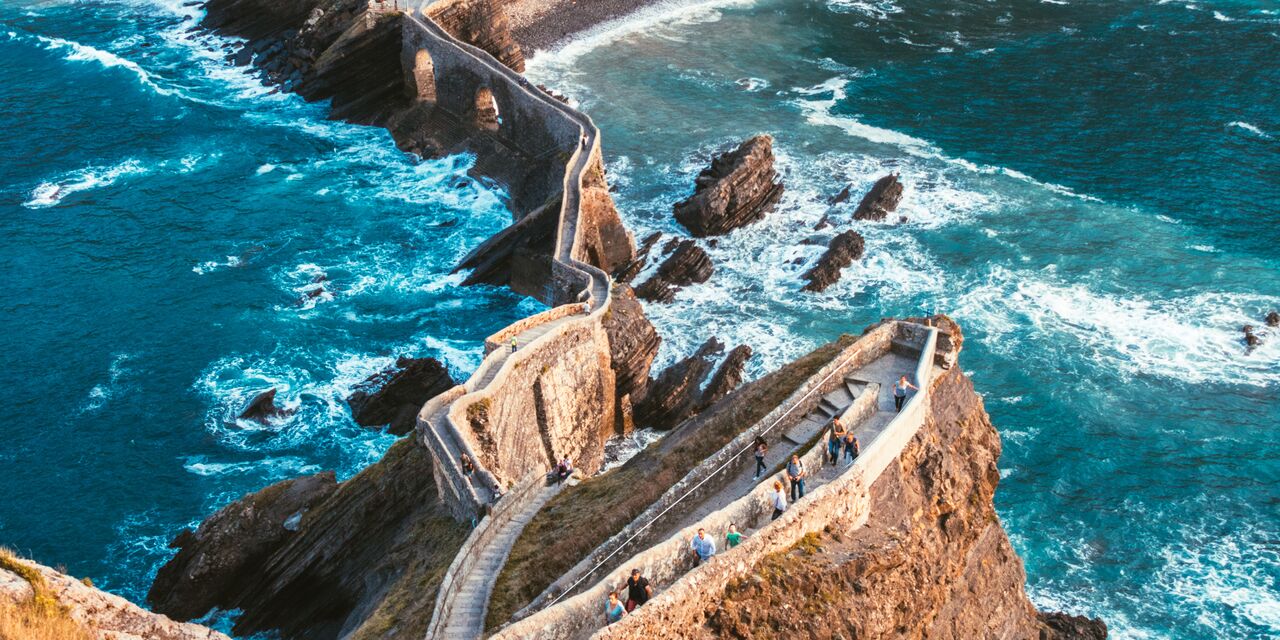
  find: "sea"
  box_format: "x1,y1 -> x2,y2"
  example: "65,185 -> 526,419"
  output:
0,0 -> 1277,638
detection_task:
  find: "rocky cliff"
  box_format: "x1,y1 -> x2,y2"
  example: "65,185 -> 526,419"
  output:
637,348 -> 1106,639
148,438 -> 467,639
801,229 -> 865,293
0,548 -> 227,640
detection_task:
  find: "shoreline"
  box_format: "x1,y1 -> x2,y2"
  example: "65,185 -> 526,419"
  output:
506,0 -> 742,56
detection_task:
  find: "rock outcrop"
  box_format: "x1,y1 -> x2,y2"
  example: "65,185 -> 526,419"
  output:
687,358 -> 1105,640
633,338 -> 752,430
801,229 -> 865,292
634,239 -> 714,303
853,173 -> 905,222
602,284 -> 662,432
1266,310 -> 1279,327
1243,325 -> 1262,350
674,135 -> 784,237
346,356 -> 454,435
238,388 -> 294,423
1,550 -> 229,640
148,438 -> 468,639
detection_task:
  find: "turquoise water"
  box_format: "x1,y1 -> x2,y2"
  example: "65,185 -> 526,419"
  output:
523,0 -> 1280,637
0,0 -> 1276,638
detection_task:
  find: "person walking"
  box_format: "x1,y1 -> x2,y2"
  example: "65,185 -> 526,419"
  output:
625,568 -> 652,612
843,430 -> 860,466
770,480 -> 787,520
828,418 -> 846,466
894,375 -> 918,412
786,454 -> 806,501
689,528 -> 716,566
752,436 -> 768,480
726,523 -> 744,548
510,336 -> 518,354
604,591 -> 627,625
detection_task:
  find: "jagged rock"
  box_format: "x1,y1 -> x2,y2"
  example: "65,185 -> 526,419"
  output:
700,344 -> 753,409
801,230 -> 866,293
634,338 -> 724,430
1,552 -> 230,640
1266,310 -> 1279,327
149,438 -> 467,639
853,174 -> 905,222
674,135 -> 784,237
1243,325 -> 1261,350
633,337 -> 753,430
148,472 -> 339,621
829,184 -> 853,205
603,284 -> 662,431
1038,611 -> 1109,640
346,356 -> 455,435
635,240 -> 714,303
426,0 -> 524,72
615,231 -> 661,284
238,388 -> 294,423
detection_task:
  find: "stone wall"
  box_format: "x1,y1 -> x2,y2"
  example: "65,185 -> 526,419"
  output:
491,325 -> 938,640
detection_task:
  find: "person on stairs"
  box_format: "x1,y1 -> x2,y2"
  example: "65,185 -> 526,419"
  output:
894,375 -> 918,412
787,454 -> 807,501
726,523 -> 744,548
843,430 -> 860,466
605,591 -> 627,625
625,569 -> 652,612
689,528 -> 716,567
752,436 -> 768,480
770,480 -> 787,520
510,336 -> 518,354
828,418 -> 846,466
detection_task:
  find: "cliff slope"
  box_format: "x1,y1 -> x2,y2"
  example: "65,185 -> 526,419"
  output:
689,366 -> 1106,639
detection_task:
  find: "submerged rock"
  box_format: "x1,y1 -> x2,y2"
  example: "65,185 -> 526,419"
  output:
853,174 -> 905,222
1266,310 -> 1279,327
1243,325 -> 1262,350
347,357 -> 455,435
674,134 -> 784,237
238,388 -> 294,423
801,230 -> 866,293
635,239 -> 714,303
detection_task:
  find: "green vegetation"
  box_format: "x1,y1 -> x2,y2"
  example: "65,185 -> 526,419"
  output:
485,335 -> 855,629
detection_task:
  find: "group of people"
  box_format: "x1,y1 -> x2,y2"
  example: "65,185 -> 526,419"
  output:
605,524 -> 748,625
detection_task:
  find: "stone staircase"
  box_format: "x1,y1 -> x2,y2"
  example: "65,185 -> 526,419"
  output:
436,481 -> 563,639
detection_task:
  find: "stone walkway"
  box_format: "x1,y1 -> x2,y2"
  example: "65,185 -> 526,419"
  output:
437,482 -> 563,639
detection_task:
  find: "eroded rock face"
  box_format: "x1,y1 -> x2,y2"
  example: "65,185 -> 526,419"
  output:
603,285 -> 662,431
0,554 -> 230,640
148,472 -> 339,621
801,229 -> 865,293
149,439 -> 468,639
698,366 -> 1107,640
347,356 -> 455,435
853,174 -> 905,222
239,388 -> 294,423
635,239 -> 714,303
674,135 -> 784,237
633,338 -> 751,430
426,0 -> 524,72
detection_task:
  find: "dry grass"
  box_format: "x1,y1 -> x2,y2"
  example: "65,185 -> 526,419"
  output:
485,335 -> 855,629
0,548 -> 94,640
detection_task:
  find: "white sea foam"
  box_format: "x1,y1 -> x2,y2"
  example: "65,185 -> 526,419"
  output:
953,266 -> 1280,387
24,159 -> 150,208
182,455 -> 322,477
524,0 -> 757,72
80,352 -> 135,413
5,31 -> 183,98
1227,121 -> 1272,139
826,0 -> 902,20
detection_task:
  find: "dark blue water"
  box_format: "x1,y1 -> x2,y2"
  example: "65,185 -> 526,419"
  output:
523,0 -> 1280,637
1,0 -> 1277,638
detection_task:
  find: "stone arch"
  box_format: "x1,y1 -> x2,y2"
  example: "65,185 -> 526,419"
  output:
473,85 -> 500,131
410,49 -> 436,103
